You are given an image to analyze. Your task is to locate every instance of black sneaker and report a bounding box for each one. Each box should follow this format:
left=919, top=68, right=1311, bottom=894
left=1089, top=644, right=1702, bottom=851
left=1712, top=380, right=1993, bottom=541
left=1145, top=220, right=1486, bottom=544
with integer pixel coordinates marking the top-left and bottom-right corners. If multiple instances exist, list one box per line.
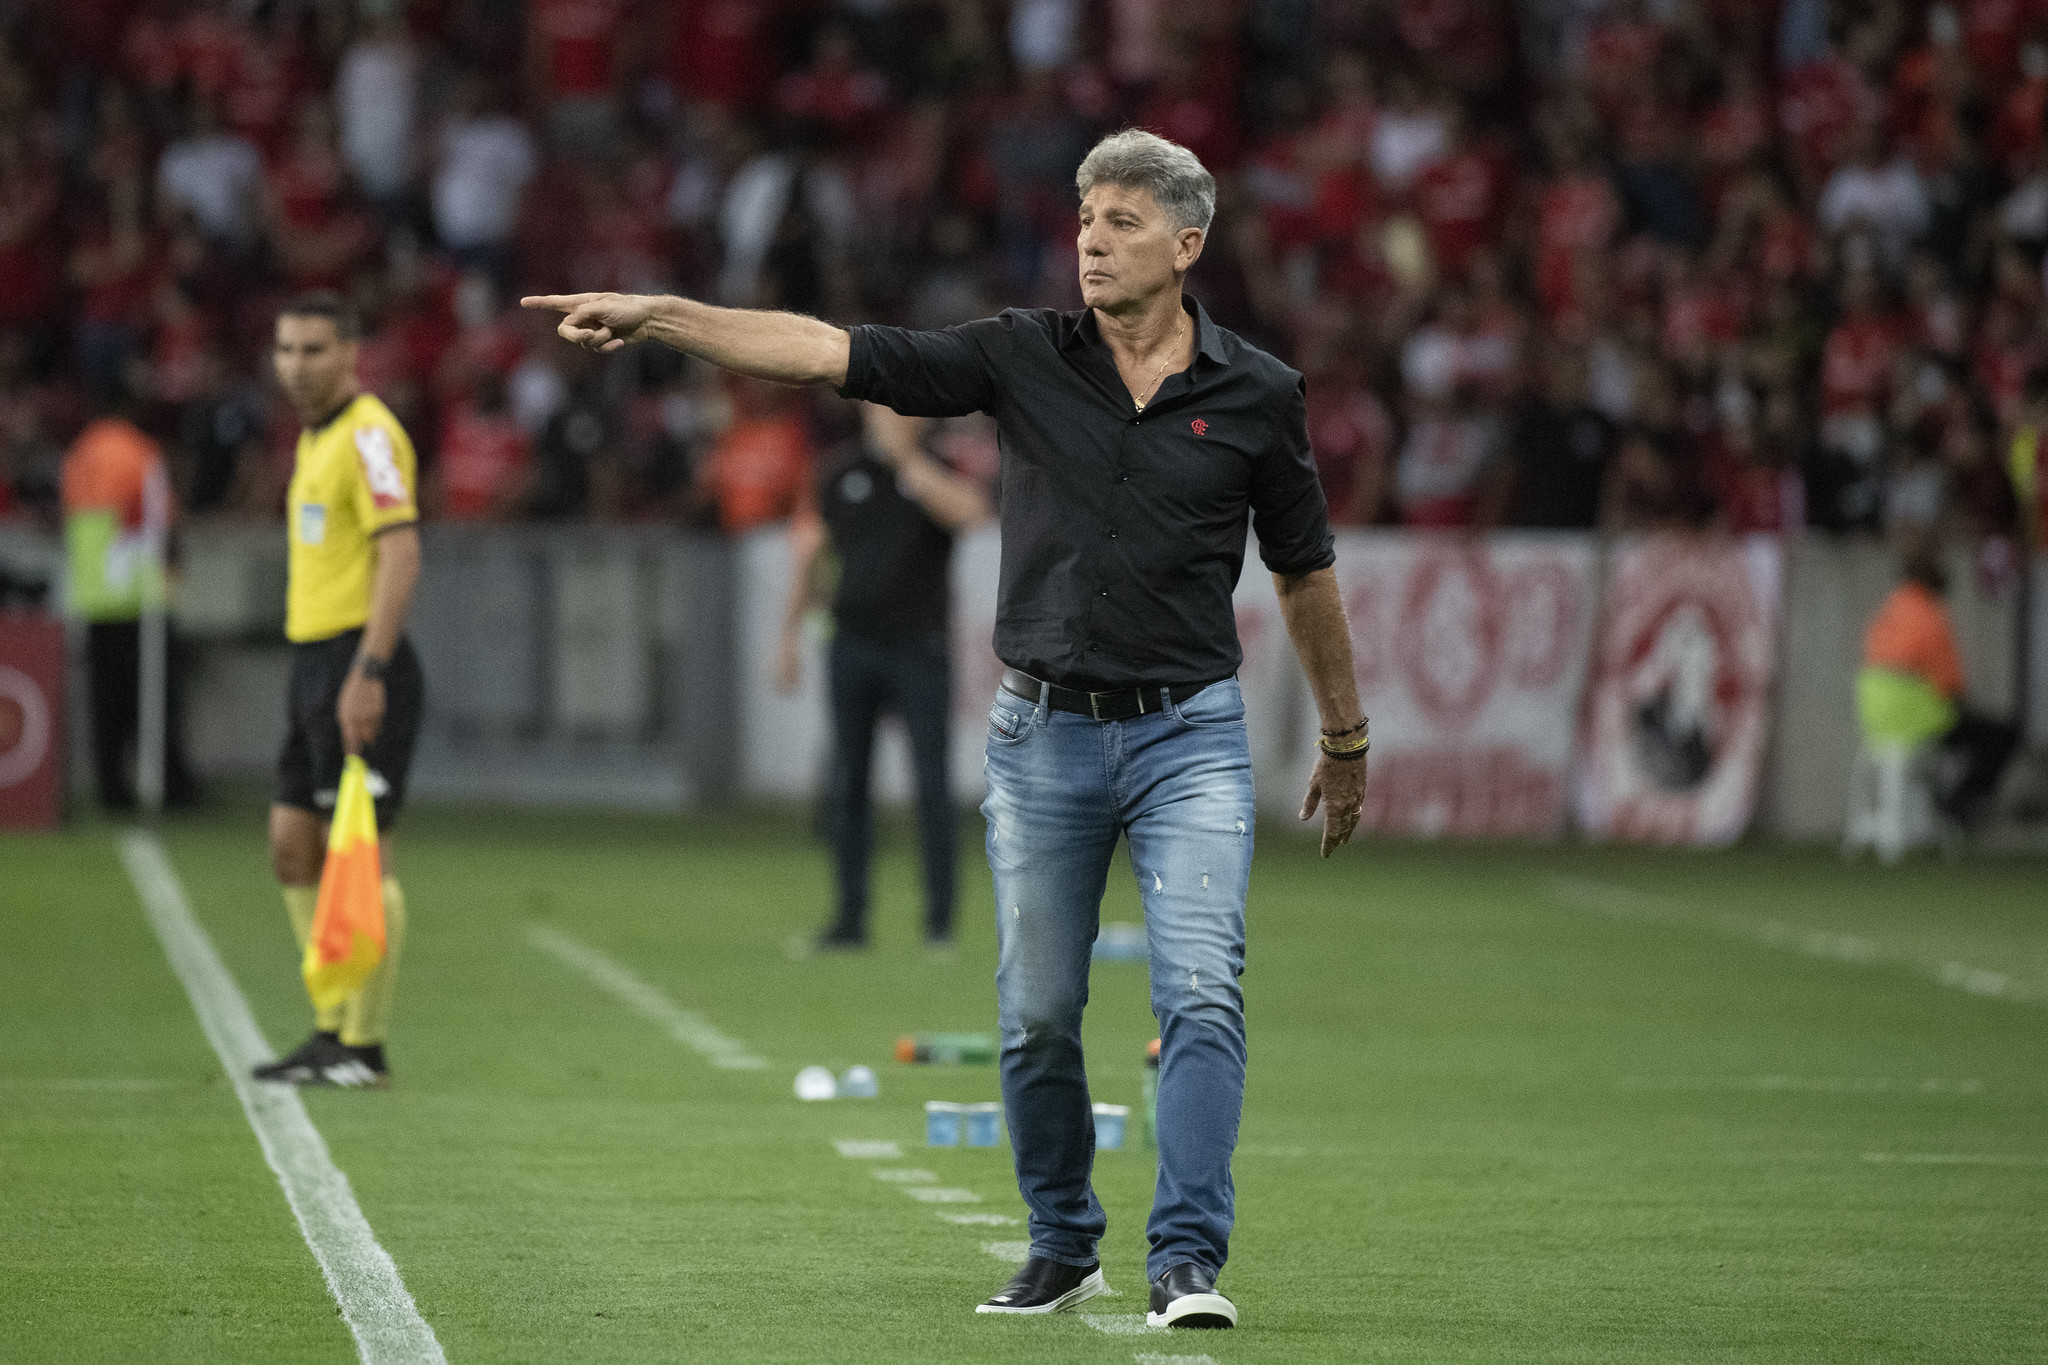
left=975, top=1257, right=1107, bottom=1314
left=814, top=927, right=869, bottom=952
left=1147, top=1262, right=1237, bottom=1329
left=252, top=1031, right=345, bottom=1084
left=314, top=1044, right=389, bottom=1089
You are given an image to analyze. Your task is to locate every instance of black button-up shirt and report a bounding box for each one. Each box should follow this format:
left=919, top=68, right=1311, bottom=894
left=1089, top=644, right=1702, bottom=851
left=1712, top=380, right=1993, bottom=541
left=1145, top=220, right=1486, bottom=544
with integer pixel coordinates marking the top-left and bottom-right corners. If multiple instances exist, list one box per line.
left=838, top=296, right=1335, bottom=689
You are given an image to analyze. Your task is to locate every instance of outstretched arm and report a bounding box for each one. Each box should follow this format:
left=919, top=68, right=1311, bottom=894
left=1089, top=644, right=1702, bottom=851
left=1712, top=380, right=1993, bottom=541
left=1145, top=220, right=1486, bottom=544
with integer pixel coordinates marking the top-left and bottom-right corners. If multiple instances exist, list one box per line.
left=1274, top=566, right=1368, bottom=857
left=520, top=293, right=851, bottom=388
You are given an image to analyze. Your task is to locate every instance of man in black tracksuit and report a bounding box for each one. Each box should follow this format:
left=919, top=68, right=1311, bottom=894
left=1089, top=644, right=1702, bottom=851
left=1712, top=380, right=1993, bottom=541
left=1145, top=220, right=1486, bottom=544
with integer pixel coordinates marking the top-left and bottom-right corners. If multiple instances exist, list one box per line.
left=777, top=402, right=992, bottom=949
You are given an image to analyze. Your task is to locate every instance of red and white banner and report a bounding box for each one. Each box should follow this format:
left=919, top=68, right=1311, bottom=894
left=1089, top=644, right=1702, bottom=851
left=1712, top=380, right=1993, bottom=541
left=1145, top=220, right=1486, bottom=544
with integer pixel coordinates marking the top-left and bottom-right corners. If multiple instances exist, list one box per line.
left=1576, top=535, right=1782, bottom=846
left=1331, top=531, right=1598, bottom=838
left=0, top=612, right=64, bottom=830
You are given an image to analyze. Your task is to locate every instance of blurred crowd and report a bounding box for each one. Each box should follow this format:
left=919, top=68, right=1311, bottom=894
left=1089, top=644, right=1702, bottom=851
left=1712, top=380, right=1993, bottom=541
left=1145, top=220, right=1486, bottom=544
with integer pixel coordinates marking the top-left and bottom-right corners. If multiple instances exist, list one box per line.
left=5, top=0, right=2048, bottom=551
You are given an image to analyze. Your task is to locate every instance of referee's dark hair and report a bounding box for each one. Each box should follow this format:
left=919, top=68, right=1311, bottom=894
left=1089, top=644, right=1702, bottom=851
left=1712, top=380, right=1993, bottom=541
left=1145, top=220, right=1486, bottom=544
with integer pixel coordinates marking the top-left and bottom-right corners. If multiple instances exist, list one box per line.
left=278, top=289, right=363, bottom=340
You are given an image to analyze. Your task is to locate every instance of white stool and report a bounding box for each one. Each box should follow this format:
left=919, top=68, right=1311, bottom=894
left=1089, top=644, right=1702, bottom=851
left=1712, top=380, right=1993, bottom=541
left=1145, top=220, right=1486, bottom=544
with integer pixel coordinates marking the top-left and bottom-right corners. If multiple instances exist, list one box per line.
left=1843, top=741, right=1937, bottom=863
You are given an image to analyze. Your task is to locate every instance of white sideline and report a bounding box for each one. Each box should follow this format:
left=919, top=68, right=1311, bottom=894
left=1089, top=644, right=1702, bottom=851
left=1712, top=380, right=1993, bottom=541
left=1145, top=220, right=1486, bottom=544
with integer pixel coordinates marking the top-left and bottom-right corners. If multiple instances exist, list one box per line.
left=118, top=831, right=445, bottom=1365
left=526, top=923, right=767, bottom=1069
left=1082, top=1313, right=1166, bottom=1336
left=1543, top=875, right=2046, bottom=1005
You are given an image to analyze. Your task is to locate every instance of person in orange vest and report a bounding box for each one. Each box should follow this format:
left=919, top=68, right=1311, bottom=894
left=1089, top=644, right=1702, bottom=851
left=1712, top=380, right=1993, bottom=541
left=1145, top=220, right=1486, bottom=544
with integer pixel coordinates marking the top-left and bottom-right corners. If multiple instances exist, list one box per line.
left=60, top=407, right=200, bottom=811
left=1857, top=543, right=2020, bottom=830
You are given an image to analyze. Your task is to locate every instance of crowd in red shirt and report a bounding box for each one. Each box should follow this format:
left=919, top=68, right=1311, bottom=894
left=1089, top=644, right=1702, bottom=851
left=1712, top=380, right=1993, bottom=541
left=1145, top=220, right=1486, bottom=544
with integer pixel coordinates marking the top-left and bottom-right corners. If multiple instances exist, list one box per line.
left=0, top=0, right=2044, bottom=544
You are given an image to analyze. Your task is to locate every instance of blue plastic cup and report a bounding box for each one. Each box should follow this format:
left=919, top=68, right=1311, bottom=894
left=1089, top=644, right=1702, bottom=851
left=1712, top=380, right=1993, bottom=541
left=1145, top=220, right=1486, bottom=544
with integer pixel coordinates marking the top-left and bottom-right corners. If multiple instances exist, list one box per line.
left=925, top=1101, right=962, bottom=1146
left=1092, top=1103, right=1129, bottom=1151
left=964, top=1102, right=1002, bottom=1147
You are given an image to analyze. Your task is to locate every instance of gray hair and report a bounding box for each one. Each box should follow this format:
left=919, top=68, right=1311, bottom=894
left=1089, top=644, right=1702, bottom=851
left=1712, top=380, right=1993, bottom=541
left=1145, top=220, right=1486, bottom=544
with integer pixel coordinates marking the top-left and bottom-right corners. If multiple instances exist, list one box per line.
left=1075, top=130, right=1215, bottom=234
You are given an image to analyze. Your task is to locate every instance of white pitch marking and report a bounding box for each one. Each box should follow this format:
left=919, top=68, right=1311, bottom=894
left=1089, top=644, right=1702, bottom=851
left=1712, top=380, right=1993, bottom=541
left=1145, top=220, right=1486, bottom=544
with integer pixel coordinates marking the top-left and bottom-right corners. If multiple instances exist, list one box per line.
left=1863, top=1152, right=2048, bottom=1166
left=980, top=1240, right=1031, bottom=1264
left=1544, top=876, right=2045, bottom=1005
left=871, top=1168, right=938, bottom=1183
left=1133, top=1354, right=1221, bottom=1364
left=4, top=1077, right=174, bottom=1092
left=938, top=1212, right=1019, bottom=1225
left=904, top=1186, right=982, bottom=1203
left=1082, top=1314, right=1165, bottom=1336
left=119, top=831, right=445, bottom=1365
left=1621, top=1076, right=1984, bottom=1095
left=526, top=923, right=767, bottom=1069
left=834, top=1139, right=902, bottom=1159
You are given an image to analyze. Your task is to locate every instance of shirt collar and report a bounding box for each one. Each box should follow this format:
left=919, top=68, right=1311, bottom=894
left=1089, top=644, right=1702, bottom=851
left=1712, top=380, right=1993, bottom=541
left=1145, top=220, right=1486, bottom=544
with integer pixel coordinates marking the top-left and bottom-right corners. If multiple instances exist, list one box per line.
left=1066, top=294, right=1226, bottom=369
left=309, top=392, right=362, bottom=435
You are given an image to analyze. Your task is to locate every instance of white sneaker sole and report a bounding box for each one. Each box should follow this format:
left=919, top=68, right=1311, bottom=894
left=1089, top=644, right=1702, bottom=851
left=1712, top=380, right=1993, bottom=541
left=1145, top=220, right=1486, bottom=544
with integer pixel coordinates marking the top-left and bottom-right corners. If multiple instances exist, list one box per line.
left=1147, top=1292, right=1238, bottom=1329
left=975, top=1267, right=1108, bottom=1314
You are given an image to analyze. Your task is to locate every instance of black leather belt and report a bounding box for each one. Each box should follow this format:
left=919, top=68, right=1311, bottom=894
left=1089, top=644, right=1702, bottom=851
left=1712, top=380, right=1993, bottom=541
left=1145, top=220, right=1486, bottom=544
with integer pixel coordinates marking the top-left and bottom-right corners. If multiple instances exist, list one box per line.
left=1001, top=667, right=1218, bottom=722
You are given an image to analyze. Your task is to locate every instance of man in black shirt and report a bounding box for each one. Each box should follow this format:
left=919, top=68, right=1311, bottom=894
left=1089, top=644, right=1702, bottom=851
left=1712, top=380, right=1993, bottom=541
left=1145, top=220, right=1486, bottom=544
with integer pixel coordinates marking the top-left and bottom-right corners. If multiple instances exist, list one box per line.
left=1511, top=343, right=1613, bottom=529
left=776, top=402, right=992, bottom=950
left=527, top=129, right=1369, bottom=1332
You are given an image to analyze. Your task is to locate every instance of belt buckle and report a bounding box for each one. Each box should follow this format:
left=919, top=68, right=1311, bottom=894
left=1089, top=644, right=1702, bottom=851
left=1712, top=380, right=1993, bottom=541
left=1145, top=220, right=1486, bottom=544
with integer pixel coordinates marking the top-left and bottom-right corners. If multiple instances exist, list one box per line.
left=1090, top=690, right=1106, bottom=721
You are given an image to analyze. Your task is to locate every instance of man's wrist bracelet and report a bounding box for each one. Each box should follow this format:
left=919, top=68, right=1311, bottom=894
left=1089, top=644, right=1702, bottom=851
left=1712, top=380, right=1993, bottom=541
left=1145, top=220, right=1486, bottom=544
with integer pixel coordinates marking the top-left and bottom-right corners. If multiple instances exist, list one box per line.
left=1320, top=717, right=1369, bottom=738
left=1319, top=739, right=1369, bottom=760
left=352, top=654, right=390, bottom=682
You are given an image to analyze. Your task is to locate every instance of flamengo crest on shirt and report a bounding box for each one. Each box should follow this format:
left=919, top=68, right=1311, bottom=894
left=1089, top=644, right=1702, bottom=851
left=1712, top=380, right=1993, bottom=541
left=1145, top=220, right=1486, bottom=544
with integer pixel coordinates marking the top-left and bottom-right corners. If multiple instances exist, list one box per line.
left=354, top=425, right=409, bottom=510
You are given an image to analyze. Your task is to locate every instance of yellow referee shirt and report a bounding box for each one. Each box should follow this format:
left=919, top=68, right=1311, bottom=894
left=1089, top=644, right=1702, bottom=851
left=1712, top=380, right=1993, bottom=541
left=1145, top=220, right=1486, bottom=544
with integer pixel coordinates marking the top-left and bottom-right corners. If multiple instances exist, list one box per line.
left=286, top=393, right=418, bottom=643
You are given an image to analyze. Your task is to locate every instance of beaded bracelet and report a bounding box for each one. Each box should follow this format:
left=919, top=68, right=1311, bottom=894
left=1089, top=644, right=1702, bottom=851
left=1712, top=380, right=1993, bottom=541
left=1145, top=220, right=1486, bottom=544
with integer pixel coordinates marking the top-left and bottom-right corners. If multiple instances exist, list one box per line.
left=1318, top=738, right=1370, bottom=761
left=1320, top=717, right=1369, bottom=738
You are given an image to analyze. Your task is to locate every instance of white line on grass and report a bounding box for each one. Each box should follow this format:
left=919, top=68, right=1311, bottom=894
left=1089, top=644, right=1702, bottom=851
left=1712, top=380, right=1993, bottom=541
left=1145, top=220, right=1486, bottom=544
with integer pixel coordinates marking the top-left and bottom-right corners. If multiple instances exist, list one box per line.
left=1863, top=1152, right=2048, bottom=1166
left=1622, top=1076, right=1984, bottom=1094
left=980, top=1240, right=1030, bottom=1263
left=903, top=1186, right=982, bottom=1202
left=526, top=923, right=768, bottom=1069
left=1082, top=1314, right=1166, bottom=1336
left=871, top=1168, right=938, bottom=1183
left=833, top=1139, right=901, bottom=1158
left=1132, top=1353, right=1220, bottom=1364
left=118, top=831, right=445, bottom=1365
left=938, top=1212, right=1019, bottom=1225
left=1543, top=876, right=2047, bottom=1005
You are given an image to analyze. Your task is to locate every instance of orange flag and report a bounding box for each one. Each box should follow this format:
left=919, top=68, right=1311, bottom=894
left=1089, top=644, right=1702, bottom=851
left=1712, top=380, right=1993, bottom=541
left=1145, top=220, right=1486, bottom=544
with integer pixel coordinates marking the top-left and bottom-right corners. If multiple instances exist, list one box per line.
left=303, top=755, right=385, bottom=1011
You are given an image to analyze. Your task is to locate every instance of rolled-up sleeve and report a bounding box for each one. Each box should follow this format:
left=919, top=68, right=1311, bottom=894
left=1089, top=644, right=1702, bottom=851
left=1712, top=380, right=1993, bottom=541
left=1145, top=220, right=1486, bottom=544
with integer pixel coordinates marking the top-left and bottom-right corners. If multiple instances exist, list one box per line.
left=1251, top=375, right=1337, bottom=576
left=838, top=319, right=1003, bottom=417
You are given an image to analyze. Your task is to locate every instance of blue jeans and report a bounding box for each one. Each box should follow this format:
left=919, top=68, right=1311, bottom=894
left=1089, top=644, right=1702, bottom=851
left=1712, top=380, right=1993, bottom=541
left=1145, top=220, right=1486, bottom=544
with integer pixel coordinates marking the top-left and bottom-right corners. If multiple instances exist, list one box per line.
left=981, top=676, right=1254, bottom=1281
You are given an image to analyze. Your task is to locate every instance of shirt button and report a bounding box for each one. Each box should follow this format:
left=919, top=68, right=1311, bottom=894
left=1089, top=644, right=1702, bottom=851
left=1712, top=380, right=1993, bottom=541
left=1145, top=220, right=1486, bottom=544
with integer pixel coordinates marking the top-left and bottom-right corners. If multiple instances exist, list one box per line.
left=1100, top=590, right=1109, bottom=597
left=1089, top=643, right=1099, bottom=650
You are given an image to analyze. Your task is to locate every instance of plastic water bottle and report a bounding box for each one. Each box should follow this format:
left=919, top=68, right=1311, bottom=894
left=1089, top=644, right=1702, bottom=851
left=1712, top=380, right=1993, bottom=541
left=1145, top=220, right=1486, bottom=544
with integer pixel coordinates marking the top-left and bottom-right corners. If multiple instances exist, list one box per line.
left=964, top=1102, right=1003, bottom=1147
left=894, top=1032, right=997, bottom=1065
left=926, top=1101, right=963, bottom=1146
left=1093, top=1103, right=1129, bottom=1150
left=1141, top=1038, right=1160, bottom=1149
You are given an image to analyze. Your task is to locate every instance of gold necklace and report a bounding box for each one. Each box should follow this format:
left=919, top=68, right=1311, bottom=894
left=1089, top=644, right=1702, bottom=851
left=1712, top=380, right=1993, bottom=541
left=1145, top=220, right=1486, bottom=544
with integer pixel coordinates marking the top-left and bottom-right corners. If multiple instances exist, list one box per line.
left=1132, top=313, right=1187, bottom=411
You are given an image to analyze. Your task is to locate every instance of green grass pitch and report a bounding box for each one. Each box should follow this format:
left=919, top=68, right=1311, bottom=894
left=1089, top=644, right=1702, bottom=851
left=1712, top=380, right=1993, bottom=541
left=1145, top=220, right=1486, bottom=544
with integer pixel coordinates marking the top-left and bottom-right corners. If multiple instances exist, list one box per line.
left=3, top=802, right=2045, bottom=1363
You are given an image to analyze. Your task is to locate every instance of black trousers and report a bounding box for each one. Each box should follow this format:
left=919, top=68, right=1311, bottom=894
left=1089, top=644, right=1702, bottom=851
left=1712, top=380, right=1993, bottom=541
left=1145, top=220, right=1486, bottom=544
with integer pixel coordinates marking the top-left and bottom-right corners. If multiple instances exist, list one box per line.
left=827, top=633, right=955, bottom=940
left=1939, top=707, right=2020, bottom=816
left=85, top=619, right=198, bottom=811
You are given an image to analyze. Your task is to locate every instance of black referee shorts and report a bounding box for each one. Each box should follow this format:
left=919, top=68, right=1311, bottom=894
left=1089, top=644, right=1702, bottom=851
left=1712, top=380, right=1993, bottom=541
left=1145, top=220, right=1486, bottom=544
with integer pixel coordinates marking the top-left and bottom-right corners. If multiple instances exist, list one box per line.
left=273, top=629, right=423, bottom=831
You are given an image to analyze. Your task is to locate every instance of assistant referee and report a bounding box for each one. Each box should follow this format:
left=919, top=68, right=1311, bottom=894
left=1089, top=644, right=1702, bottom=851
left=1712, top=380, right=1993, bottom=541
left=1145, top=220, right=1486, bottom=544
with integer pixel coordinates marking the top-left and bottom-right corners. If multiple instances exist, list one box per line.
left=528, top=129, right=1369, bottom=1330
left=252, top=292, right=425, bottom=1091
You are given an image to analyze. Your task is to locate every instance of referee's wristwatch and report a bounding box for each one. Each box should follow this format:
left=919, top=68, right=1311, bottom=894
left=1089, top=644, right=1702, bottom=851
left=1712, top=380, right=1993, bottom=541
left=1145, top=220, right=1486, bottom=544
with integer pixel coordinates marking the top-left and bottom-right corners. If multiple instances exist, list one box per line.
left=352, top=653, right=391, bottom=682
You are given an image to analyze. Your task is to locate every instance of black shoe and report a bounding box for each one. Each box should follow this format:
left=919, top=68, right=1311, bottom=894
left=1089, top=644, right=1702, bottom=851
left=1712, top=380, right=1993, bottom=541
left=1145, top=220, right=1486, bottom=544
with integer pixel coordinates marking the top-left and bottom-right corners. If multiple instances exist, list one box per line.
left=814, top=927, right=869, bottom=952
left=975, top=1257, right=1107, bottom=1314
left=252, top=1030, right=345, bottom=1084
left=313, top=1044, right=389, bottom=1089
left=1147, top=1262, right=1237, bottom=1329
